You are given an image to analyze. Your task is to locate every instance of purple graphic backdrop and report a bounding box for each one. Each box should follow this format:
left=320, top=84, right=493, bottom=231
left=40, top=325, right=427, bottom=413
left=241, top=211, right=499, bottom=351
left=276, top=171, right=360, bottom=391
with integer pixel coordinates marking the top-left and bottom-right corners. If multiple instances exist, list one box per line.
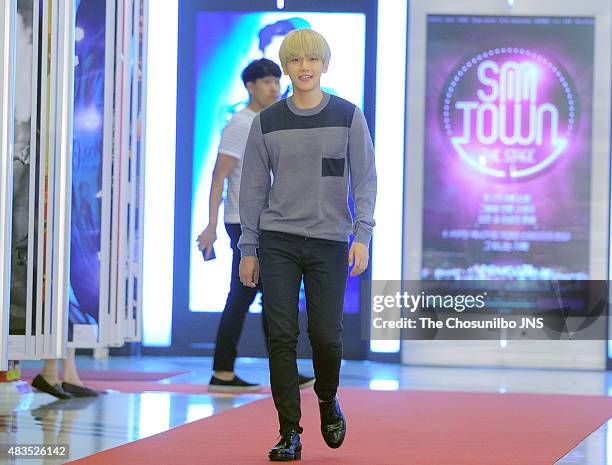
left=422, top=16, right=595, bottom=280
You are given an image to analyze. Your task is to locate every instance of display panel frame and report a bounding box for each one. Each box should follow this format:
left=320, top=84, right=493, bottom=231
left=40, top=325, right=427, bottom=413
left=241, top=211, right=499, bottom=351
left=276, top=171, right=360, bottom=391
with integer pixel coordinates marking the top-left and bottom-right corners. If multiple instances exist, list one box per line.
left=124, top=0, right=142, bottom=342
left=125, top=0, right=137, bottom=341
left=108, top=0, right=133, bottom=347
left=35, top=0, right=56, bottom=359
left=24, top=0, right=76, bottom=360
left=402, top=0, right=611, bottom=369
left=116, top=0, right=133, bottom=346
left=124, top=0, right=147, bottom=343
left=40, top=0, right=59, bottom=358
left=49, top=0, right=75, bottom=358
left=67, top=0, right=116, bottom=349
left=0, top=0, right=17, bottom=370
left=24, top=0, right=39, bottom=358
left=33, top=0, right=48, bottom=359
left=98, top=0, right=117, bottom=348
left=8, top=0, right=38, bottom=361
left=135, top=0, right=148, bottom=343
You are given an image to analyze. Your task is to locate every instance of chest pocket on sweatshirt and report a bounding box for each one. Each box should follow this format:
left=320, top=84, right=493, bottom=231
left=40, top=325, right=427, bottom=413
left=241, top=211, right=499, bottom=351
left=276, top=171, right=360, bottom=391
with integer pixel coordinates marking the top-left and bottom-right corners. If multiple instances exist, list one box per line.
left=321, top=152, right=346, bottom=177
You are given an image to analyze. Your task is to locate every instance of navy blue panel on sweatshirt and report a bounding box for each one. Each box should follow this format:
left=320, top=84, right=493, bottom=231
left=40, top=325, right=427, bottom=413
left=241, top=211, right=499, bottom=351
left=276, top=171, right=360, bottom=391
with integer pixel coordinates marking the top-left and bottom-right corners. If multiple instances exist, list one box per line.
left=260, top=95, right=356, bottom=134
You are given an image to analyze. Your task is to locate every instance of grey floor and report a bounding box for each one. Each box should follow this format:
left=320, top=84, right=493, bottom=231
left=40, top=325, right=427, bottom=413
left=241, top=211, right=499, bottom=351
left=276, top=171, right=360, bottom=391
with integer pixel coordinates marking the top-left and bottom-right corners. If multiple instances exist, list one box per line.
left=1, top=356, right=611, bottom=464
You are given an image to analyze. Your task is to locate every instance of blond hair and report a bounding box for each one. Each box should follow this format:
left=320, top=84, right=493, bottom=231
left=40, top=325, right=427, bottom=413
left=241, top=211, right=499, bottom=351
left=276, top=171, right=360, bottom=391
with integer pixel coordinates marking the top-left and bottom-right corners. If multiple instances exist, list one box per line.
left=278, top=29, right=331, bottom=67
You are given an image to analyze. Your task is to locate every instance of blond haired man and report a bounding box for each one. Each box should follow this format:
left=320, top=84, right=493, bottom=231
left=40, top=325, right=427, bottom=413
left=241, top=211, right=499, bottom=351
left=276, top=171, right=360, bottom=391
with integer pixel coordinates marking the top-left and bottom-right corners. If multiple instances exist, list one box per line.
left=238, top=29, right=376, bottom=461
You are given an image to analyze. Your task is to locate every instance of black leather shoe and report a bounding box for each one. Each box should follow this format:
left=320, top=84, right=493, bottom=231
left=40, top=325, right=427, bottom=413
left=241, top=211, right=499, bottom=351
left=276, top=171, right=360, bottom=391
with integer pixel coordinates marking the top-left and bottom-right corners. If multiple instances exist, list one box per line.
left=31, top=375, right=72, bottom=400
left=268, top=429, right=302, bottom=461
left=62, top=382, right=100, bottom=398
left=318, top=396, right=346, bottom=448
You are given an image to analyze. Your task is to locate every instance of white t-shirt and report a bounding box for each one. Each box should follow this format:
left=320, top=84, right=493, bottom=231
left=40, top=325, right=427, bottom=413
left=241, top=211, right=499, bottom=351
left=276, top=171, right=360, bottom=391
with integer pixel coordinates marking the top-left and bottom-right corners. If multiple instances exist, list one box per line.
left=218, top=107, right=256, bottom=224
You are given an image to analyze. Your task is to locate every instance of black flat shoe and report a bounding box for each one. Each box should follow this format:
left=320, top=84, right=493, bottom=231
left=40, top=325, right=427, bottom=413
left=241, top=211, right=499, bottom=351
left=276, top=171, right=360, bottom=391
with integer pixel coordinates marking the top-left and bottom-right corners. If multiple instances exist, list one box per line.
left=208, top=375, right=262, bottom=393
left=319, top=396, right=346, bottom=449
left=62, top=382, right=100, bottom=398
left=269, top=429, right=302, bottom=461
left=31, top=375, right=72, bottom=400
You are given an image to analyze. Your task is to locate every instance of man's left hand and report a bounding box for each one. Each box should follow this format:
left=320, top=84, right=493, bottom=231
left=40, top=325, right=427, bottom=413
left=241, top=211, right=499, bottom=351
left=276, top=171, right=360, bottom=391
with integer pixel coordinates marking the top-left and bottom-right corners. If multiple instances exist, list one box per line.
left=348, top=242, right=369, bottom=277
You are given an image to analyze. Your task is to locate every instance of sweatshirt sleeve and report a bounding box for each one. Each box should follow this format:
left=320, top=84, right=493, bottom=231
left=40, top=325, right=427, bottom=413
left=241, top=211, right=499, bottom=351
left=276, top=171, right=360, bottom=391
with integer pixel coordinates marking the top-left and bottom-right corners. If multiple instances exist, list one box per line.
left=348, top=106, right=377, bottom=245
left=238, top=114, right=271, bottom=257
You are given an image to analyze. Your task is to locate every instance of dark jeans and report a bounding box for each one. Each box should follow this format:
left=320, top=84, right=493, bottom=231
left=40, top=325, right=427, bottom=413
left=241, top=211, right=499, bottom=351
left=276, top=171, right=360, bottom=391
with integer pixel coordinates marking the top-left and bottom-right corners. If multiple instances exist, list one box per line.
left=258, top=230, right=348, bottom=433
left=212, top=223, right=269, bottom=372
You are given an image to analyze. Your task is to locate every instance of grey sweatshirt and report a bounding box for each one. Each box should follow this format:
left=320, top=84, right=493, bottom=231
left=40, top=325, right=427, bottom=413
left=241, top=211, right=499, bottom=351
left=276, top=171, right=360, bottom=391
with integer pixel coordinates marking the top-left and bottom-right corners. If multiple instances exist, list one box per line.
left=238, top=92, right=377, bottom=257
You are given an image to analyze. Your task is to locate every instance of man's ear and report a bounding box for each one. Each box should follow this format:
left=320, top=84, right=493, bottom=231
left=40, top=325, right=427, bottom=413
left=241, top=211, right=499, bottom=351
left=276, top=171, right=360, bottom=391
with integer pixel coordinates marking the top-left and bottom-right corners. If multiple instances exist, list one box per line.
left=246, top=81, right=255, bottom=96
left=281, top=64, right=289, bottom=76
left=322, top=60, right=329, bottom=74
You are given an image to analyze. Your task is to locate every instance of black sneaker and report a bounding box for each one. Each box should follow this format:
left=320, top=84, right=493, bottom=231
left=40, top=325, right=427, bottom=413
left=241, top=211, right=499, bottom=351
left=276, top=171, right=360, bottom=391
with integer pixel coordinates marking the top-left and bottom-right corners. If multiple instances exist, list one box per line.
left=269, top=429, right=302, bottom=461
left=298, top=374, right=315, bottom=389
left=319, top=396, right=346, bottom=449
left=208, top=374, right=262, bottom=393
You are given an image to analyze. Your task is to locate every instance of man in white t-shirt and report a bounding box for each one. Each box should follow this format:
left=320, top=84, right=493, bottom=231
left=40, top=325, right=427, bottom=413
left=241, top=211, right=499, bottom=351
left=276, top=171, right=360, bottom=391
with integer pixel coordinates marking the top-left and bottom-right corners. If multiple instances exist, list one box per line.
left=197, top=59, right=314, bottom=392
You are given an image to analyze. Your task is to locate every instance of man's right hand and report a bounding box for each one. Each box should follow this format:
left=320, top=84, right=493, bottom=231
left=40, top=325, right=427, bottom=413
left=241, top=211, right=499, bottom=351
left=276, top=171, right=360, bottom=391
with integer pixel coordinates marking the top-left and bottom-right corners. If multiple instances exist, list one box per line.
left=197, top=225, right=217, bottom=259
left=239, top=256, right=259, bottom=288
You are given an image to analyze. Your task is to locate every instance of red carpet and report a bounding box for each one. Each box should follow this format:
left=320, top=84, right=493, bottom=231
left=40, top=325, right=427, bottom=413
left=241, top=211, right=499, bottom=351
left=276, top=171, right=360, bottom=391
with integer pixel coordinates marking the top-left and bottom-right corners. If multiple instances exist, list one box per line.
left=66, top=388, right=612, bottom=465
left=82, top=380, right=273, bottom=394
left=21, top=369, right=188, bottom=381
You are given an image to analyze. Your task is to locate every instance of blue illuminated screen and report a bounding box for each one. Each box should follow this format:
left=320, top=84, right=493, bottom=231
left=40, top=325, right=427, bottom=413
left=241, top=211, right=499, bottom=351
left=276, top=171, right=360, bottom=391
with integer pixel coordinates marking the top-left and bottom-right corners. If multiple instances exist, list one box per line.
left=189, top=12, right=366, bottom=312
